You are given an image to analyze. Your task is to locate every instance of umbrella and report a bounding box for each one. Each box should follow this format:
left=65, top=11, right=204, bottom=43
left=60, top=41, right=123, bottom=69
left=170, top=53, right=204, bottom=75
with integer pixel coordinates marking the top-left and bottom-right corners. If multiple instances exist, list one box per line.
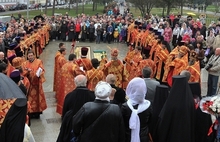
left=187, top=12, right=196, bottom=16
left=0, top=73, right=26, bottom=99
left=34, top=15, right=44, bottom=21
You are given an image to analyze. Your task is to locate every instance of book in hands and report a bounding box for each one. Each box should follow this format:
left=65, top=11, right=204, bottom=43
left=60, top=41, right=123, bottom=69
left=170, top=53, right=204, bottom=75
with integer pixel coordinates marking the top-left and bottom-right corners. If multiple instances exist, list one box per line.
left=36, top=67, right=43, bottom=77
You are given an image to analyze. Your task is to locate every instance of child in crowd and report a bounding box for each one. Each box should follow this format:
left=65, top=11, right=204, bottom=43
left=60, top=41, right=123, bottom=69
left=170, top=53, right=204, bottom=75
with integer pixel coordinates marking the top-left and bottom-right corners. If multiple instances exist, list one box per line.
left=103, top=30, right=107, bottom=43
left=113, top=28, right=119, bottom=42
left=120, top=26, right=126, bottom=43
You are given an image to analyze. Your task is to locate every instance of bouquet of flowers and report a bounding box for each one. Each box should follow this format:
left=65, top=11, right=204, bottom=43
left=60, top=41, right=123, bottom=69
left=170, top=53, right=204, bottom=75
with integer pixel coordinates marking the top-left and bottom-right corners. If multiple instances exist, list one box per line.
left=200, top=95, right=220, bottom=115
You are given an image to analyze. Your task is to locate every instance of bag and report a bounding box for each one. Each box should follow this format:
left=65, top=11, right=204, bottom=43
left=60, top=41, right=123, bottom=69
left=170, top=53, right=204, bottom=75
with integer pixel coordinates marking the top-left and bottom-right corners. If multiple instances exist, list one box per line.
left=200, top=60, right=206, bottom=68
left=205, top=63, right=213, bottom=71
left=78, top=33, right=81, bottom=39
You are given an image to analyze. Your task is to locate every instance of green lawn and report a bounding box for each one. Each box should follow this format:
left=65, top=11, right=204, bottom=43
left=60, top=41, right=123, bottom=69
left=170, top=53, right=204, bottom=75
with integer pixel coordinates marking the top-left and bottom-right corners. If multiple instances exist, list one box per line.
left=206, top=5, right=219, bottom=13
left=131, top=7, right=218, bottom=25
left=3, top=4, right=218, bottom=26
left=4, top=4, right=105, bottom=19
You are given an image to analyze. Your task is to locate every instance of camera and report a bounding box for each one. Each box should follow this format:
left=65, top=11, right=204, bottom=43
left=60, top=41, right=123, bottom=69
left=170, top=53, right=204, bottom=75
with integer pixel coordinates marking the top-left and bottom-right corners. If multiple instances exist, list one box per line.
left=205, top=64, right=213, bottom=71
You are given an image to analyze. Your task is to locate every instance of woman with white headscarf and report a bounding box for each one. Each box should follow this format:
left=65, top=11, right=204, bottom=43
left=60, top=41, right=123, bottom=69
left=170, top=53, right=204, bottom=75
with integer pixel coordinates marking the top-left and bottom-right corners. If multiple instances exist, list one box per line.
left=121, top=77, right=152, bottom=142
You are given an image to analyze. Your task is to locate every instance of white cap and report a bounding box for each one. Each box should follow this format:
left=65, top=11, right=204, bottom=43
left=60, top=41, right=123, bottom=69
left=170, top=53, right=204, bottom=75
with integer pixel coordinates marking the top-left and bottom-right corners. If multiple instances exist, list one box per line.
left=95, top=81, right=112, bottom=101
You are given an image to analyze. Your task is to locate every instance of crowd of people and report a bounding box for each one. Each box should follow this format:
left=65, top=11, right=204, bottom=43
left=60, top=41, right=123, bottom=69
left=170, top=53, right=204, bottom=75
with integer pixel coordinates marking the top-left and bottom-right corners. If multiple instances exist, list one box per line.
left=0, top=3, right=220, bottom=142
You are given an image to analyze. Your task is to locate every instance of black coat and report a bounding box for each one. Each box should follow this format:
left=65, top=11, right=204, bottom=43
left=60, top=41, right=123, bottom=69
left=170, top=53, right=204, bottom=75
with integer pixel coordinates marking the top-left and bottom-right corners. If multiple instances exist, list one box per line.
left=121, top=102, right=152, bottom=142
left=62, top=87, right=95, bottom=118
left=68, top=24, right=75, bottom=40
left=110, top=84, right=126, bottom=108
left=81, top=25, right=87, bottom=40
left=60, top=23, right=68, bottom=40
left=73, top=100, right=125, bottom=142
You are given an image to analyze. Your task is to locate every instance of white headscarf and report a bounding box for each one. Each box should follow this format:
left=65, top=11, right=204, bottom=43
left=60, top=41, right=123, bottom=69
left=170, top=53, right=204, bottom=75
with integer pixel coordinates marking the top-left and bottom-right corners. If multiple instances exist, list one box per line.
left=126, top=77, right=151, bottom=142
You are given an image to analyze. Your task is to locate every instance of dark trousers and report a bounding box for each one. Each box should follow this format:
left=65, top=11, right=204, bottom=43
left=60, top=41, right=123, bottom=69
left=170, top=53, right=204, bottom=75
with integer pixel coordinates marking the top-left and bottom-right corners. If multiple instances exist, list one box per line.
left=107, top=33, right=112, bottom=43
left=172, top=35, right=178, bottom=47
left=207, top=74, right=219, bottom=96
left=75, top=32, right=80, bottom=41
left=96, top=35, right=101, bottom=43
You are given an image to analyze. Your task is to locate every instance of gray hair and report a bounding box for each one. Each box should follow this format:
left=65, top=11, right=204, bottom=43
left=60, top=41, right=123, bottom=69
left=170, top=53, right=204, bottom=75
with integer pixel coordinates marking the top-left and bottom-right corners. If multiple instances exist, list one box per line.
left=74, top=75, right=87, bottom=87
left=180, top=70, right=191, bottom=81
left=106, top=74, right=116, bottom=84
left=142, top=67, right=152, bottom=78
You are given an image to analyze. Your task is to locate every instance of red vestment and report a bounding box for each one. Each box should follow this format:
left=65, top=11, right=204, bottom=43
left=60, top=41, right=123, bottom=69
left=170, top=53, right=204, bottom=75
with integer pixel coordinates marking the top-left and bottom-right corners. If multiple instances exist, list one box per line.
left=22, top=59, right=47, bottom=113
left=56, top=61, right=85, bottom=115
left=86, top=68, right=104, bottom=91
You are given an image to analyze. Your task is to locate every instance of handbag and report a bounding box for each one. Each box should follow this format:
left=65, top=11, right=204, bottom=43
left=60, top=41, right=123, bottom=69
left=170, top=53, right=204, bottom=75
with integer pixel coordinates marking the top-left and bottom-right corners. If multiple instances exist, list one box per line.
left=78, top=33, right=82, bottom=39
left=200, top=60, right=206, bottom=68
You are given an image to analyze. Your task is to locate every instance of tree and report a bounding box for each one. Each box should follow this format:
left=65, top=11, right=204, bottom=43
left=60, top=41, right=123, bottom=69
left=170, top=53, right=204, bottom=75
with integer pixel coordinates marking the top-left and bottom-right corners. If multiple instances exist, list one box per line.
left=162, top=0, right=175, bottom=16
left=127, top=0, right=155, bottom=17
left=44, top=0, right=48, bottom=14
left=52, top=0, right=56, bottom=16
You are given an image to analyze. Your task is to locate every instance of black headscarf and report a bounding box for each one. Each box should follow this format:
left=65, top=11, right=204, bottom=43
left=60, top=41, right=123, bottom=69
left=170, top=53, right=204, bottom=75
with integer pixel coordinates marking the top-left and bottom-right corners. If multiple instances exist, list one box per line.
left=155, top=75, right=195, bottom=142
left=150, top=85, right=169, bottom=139
left=0, top=98, right=27, bottom=142
left=189, top=82, right=202, bottom=99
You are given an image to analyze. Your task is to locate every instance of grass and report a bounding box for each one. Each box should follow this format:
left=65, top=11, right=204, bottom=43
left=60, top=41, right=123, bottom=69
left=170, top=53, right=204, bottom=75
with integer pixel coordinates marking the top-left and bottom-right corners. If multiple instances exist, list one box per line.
left=206, top=5, right=219, bottom=13
left=3, top=4, right=104, bottom=19
left=131, top=7, right=218, bottom=25
left=3, top=4, right=218, bottom=25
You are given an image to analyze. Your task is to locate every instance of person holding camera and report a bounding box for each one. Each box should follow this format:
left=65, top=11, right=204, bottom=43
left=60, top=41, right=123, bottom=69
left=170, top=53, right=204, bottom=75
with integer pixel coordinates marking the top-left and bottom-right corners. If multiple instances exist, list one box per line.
left=205, top=48, right=220, bottom=96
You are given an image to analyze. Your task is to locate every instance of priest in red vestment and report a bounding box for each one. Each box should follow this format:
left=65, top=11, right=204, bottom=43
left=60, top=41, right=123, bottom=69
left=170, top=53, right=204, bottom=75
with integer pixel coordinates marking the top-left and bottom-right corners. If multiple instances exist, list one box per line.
left=53, top=43, right=65, bottom=95
left=103, top=48, right=128, bottom=88
left=86, top=58, right=104, bottom=91
left=76, top=47, right=93, bottom=72
left=22, top=51, right=47, bottom=118
left=56, top=54, right=85, bottom=115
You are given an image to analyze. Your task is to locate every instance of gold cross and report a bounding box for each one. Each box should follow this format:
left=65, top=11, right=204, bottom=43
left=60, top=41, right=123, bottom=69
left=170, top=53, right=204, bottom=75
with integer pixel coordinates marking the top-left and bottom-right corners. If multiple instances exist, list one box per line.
left=101, top=51, right=107, bottom=59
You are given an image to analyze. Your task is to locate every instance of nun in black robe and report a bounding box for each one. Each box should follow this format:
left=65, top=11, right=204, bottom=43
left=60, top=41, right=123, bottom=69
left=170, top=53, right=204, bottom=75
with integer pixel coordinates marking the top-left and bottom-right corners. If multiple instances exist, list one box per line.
left=60, top=21, right=68, bottom=41
left=155, top=75, right=195, bottom=142
left=150, top=85, right=169, bottom=141
left=0, top=98, right=27, bottom=142
left=189, top=82, right=216, bottom=142
left=68, top=22, right=75, bottom=42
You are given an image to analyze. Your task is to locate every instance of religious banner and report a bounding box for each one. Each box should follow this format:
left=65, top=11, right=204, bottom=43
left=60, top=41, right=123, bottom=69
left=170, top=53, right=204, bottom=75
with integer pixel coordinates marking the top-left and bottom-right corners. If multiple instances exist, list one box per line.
left=74, top=46, right=91, bottom=59
left=93, top=50, right=107, bottom=61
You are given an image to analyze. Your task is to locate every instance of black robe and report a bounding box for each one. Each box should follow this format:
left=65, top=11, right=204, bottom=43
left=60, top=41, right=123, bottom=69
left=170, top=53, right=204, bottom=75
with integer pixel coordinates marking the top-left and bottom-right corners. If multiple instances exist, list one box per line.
left=0, top=98, right=27, bottom=142
left=57, top=87, right=95, bottom=142
left=155, top=76, right=195, bottom=142
left=60, top=23, right=68, bottom=41
left=62, top=86, right=95, bottom=118
left=151, top=85, right=169, bottom=140
left=81, top=25, right=87, bottom=41
left=68, top=24, right=75, bottom=41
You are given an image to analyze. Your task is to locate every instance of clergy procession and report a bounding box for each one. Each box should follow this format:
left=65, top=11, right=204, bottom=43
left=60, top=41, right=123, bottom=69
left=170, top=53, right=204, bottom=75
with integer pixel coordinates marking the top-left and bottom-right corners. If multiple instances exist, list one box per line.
left=1, top=2, right=220, bottom=142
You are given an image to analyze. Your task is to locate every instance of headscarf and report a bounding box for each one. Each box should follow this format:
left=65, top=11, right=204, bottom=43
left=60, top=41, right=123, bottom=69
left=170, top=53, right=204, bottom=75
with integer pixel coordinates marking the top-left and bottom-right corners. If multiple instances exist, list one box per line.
left=126, top=77, right=151, bottom=142
left=151, top=85, right=169, bottom=140
left=0, top=98, right=27, bottom=142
